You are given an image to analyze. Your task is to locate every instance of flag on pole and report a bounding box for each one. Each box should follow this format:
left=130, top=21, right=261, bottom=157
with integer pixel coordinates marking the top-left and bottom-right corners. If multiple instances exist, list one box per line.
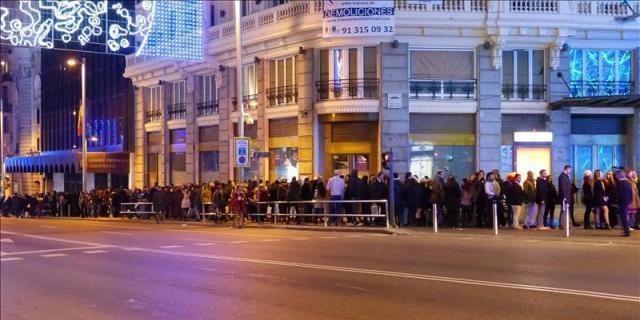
left=77, top=102, right=83, bottom=136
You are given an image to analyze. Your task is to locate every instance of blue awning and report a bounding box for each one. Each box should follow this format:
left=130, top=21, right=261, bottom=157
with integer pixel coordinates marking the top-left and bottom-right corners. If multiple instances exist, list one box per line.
left=4, top=151, right=80, bottom=174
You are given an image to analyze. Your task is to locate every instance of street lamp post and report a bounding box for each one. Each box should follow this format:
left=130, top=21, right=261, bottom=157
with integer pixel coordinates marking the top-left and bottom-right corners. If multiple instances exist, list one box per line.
left=1, top=60, right=5, bottom=197
left=67, top=58, right=87, bottom=193
left=234, top=0, right=245, bottom=182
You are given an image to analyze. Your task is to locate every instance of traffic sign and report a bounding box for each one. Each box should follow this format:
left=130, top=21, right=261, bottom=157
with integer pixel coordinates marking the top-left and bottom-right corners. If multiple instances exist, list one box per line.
left=234, top=137, right=251, bottom=168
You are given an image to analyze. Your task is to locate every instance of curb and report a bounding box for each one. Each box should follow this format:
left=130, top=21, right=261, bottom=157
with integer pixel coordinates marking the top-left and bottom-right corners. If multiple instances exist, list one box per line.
left=244, top=224, right=399, bottom=235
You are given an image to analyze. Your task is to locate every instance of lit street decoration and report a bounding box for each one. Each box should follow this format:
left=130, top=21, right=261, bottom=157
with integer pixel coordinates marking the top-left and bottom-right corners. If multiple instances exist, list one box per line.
left=0, top=0, right=203, bottom=60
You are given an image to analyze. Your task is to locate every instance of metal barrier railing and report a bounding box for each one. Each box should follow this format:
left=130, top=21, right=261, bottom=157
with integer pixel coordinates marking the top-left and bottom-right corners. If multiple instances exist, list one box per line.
left=254, top=200, right=391, bottom=229
left=120, top=202, right=154, bottom=220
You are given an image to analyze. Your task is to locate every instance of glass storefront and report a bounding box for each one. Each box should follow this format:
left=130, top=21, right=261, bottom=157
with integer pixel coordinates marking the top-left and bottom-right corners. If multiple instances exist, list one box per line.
left=571, top=144, right=625, bottom=187
left=270, top=147, right=298, bottom=181
left=409, top=145, right=474, bottom=179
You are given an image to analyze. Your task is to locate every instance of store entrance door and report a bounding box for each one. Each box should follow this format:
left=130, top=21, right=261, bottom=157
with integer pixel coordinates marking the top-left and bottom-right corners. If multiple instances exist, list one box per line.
left=332, top=153, right=371, bottom=177
left=515, top=146, right=551, bottom=177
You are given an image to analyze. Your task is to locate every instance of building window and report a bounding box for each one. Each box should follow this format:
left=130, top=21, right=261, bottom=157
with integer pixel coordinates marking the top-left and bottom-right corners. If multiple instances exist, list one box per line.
left=145, top=86, right=161, bottom=123
left=170, top=152, right=187, bottom=185
left=167, top=81, right=186, bottom=120
left=267, top=56, right=297, bottom=106
left=243, top=64, right=257, bottom=98
left=146, top=153, right=159, bottom=187
left=569, top=49, right=633, bottom=97
left=571, top=144, right=625, bottom=188
left=317, top=47, right=379, bottom=100
left=210, top=5, right=215, bottom=26
left=200, top=151, right=219, bottom=183
left=409, top=50, right=476, bottom=100
left=409, top=145, right=475, bottom=180
left=197, top=74, right=218, bottom=116
left=502, top=49, right=545, bottom=101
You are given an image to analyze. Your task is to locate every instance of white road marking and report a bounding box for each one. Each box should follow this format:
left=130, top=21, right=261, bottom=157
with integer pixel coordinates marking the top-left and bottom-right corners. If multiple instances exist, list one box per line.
left=524, top=240, right=539, bottom=243
left=229, top=241, right=248, bottom=244
left=133, top=247, right=640, bottom=304
left=121, top=247, right=141, bottom=251
left=100, top=231, right=133, bottom=236
left=193, top=243, right=217, bottom=246
left=1, top=231, right=110, bottom=247
left=83, top=250, right=108, bottom=254
left=461, top=237, right=474, bottom=240
left=41, top=253, right=67, bottom=258
left=4, top=229, right=638, bottom=303
left=0, top=257, right=23, bottom=262
left=292, top=237, right=310, bottom=240
left=0, top=238, right=14, bottom=243
left=319, top=236, right=337, bottom=239
left=40, top=226, right=58, bottom=229
left=345, top=235, right=364, bottom=238
left=159, top=245, right=183, bottom=249
left=1, top=246, right=108, bottom=256
left=259, top=239, right=279, bottom=242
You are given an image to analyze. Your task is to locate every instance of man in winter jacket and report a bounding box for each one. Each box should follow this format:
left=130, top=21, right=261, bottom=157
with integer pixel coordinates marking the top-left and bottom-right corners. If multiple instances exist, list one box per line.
left=523, top=171, right=537, bottom=228
left=535, top=170, right=550, bottom=229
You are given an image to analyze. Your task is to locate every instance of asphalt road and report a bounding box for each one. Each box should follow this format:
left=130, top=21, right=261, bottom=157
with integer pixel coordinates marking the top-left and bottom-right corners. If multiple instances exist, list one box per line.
left=1, top=218, right=639, bottom=320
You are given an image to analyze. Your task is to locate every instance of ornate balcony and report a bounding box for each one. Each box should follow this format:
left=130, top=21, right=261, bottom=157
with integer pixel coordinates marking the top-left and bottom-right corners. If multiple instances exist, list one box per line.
left=316, top=79, right=379, bottom=101
left=410, top=80, right=476, bottom=100
left=502, top=84, right=547, bottom=101
left=266, top=86, right=298, bottom=107
left=197, top=101, right=219, bottom=117
left=569, top=81, right=635, bottom=97
left=145, top=110, right=162, bottom=123
left=167, top=103, right=186, bottom=120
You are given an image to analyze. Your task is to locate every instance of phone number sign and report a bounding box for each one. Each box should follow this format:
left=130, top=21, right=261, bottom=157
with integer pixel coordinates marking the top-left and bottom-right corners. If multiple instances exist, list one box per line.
left=322, top=1, right=395, bottom=38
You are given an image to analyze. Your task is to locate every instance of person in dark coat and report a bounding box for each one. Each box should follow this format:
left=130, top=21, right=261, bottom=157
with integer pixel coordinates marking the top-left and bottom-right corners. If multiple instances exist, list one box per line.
left=190, top=186, right=202, bottom=221
left=286, top=177, right=301, bottom=222
left=151, top=187, right=167, bottom=223
left=614, top=170, right=632, bottom=237
left=535, top=170, right=549, bottom=229
left=403, top=174, right=423, bottom=226
left=300, top=177, right=313, bottom=217
left=392, top=173, right=404, bottom=227
left=581, top=171, right=595, bottom=229
left=593, top=170, right=611, bottom=229
left=347, top=170, right=366, bottom=225
left=544, top=175, right=558, bottom=228
left=557, top=165, right=572, bottom=229
left=443, top=176, right=462, bottom=228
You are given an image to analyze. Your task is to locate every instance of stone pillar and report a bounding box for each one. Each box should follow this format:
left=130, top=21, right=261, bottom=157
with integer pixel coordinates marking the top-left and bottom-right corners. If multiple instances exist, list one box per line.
left=133, top=87, right=145, bottom=188
left=547, top=49, right=571, bottom=178
left=380, top=42, right=410, bottom=174
left=297, top=49, right=315, bottom=178
left=185, top=76, right=196, bottom=184
left=476, top=45, right=501, bottom=172
left=634, top=48, right=640, bottom=170
left=218, top=67, right=234, bottom=182
left=255, top=59, right=266, bottom=179
left=160, top=82, right=169, bottom=186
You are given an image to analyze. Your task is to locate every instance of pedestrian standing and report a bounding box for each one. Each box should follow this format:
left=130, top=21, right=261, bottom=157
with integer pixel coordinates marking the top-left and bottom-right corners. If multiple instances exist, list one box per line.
left=627, top=170, right=640, bottom=230
left=443, top=176, right=461, bottom=228
left=582, top=170, right=595, bottom=229
left=181, top=189, right=191, bottom=221
left=614, top=170, right=632, bottom=237
left=558, top=165, right=573, bottom=229
left=535, top=170, right=549, bottom=229
left=523, top=171, right=537, bottom=229
left=544, top=175, right=558, bottom=229
left=230, top=185, right=247, bottom=228
left=593, top=170, right=611, bottom=230
left=326, top=170, right=345, bottom=226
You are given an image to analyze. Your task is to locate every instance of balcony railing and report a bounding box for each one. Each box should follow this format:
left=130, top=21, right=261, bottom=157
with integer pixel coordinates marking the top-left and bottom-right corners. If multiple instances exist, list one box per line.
left=145, top=110, right=162, bottom=123
left=167, top=103, right=186, bottom=120
left=232, top=94, right=259, bottom=111
left=316, top=79, right=379, bottom=101
left=266, top=85, right=298, bottom=107
left=197, top=101, right=219, bottom=117
left=569, top=81, right=634, bottom=97
left=409, top=80, right=477, bottom=100
left=502, top=84, right=546, bottom=101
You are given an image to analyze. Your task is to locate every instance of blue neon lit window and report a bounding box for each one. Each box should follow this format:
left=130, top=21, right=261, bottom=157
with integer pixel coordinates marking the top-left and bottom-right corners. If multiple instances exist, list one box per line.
left=569, top=49, right=633, bottom=97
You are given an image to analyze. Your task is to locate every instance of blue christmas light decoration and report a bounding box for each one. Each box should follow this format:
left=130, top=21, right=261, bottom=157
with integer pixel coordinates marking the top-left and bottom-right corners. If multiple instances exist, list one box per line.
left=138, top=0, right=203, bottom=61
left=569, top=49, right=632, bottom=97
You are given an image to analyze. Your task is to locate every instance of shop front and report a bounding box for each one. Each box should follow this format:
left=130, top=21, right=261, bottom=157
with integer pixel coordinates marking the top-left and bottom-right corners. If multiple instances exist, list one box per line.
left=268, top=117, right=299, bottom=181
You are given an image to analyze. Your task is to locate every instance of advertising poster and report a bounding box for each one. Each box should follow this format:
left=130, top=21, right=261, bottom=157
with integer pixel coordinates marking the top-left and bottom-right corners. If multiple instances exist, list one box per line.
left=323, top=0, right=395, bottom=38
left=271, top=148, right=299, bottom=181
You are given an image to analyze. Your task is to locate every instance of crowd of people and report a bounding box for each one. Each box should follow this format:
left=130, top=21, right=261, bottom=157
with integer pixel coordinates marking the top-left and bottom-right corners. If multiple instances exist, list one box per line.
left=1, top=165, right=638, bottom=236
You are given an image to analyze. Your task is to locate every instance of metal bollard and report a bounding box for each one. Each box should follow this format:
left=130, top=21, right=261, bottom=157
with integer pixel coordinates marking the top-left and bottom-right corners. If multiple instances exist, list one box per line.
left=492, top=200, right=498, bottom=236
left=564, top=199, right=570, bottom=237
left=432, top=203, right=438, bottom=233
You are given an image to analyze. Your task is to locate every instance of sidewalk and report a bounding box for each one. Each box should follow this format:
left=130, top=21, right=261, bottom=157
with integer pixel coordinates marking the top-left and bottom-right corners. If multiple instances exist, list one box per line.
left=10, top=216, right=639, bottom=243
left=399, top=226, right=640, bottom=245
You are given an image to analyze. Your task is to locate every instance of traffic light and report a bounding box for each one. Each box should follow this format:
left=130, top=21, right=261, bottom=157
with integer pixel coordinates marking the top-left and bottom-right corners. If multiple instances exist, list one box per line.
left=381, top=152, right=391, bottom=170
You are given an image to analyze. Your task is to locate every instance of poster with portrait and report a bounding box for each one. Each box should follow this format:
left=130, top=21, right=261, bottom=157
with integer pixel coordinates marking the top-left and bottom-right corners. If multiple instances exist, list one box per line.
left=271, top=147, right=299, bottom=181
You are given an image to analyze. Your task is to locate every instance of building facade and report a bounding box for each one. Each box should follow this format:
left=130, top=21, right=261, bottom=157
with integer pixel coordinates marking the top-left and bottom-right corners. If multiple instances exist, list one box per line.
left=123, top=0, right=640, bottom=189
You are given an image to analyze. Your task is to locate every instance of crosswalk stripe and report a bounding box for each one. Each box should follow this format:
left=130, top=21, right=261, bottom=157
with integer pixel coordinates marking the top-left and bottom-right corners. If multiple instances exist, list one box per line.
left=83, top=250, right=108, bottom=254
left=0, top=257, right=23, bottom=262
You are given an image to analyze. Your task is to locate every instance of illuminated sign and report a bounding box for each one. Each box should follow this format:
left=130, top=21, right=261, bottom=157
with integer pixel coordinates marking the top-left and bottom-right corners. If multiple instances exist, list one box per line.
left=514, top=132, right=553, bottom=143
left=0, top=0, right=203, bottom=60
